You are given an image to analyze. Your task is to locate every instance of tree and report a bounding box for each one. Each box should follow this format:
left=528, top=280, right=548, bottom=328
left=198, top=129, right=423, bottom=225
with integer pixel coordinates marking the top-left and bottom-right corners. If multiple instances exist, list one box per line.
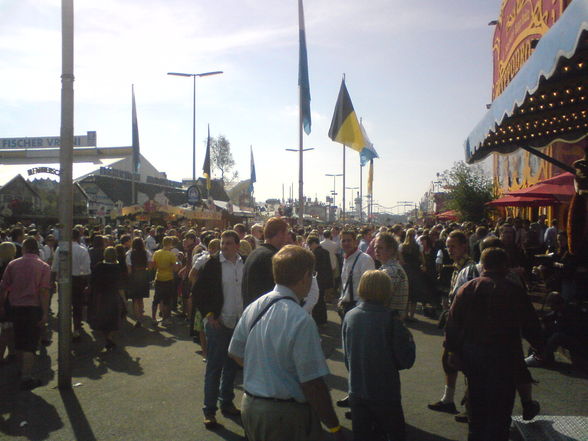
left=210, top=135, right=239, bottom=186
left=441, top=161, right=495, bottom=222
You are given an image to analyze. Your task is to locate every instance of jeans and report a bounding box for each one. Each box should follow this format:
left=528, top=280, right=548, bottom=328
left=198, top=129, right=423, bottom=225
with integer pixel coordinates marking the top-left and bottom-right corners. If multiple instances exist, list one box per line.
left=349, top=397, right=406, bottom=441
left=462, top=343, right=516, bottom=441
left=203, top=321, right=238, bottom=415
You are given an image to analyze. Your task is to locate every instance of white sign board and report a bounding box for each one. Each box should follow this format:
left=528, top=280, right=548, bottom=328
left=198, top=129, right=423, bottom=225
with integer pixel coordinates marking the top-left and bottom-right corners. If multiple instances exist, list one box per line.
left=0, top=131, right=97, bottom=149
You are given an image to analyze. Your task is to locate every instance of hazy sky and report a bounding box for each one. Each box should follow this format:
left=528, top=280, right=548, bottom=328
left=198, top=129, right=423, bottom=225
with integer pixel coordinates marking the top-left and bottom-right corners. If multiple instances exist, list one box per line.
left=0, top=0, right=498, bottom=213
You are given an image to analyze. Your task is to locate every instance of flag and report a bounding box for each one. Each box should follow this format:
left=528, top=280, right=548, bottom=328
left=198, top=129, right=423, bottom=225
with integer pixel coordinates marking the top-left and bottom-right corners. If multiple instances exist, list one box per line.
left=249, top=145, right=256, bottom=193
left=328, top=78, right=366, bottom=152
left=298, top=0, right=311, bottom=135
left=367, top=159, right=374, bottom=195
left=359, top=120, right=379, bottom=167
left=203, top=124, right=211, bottom=190
left=131, top=85, right=141, bottom=173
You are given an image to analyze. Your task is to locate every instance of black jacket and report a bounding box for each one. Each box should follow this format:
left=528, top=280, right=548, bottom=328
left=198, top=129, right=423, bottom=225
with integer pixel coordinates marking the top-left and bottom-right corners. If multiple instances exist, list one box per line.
left=313, top=246, right=334, bottom=291
left=193, top=253, right=223, bottom=318
left=241, top=243, right=278, bottom=307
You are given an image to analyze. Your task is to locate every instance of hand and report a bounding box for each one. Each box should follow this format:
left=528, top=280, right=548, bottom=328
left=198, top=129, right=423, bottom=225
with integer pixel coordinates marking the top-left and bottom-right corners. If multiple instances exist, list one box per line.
left=38, top=313, right=49, bottom=327
left=208, top=316, right=222, bottom=329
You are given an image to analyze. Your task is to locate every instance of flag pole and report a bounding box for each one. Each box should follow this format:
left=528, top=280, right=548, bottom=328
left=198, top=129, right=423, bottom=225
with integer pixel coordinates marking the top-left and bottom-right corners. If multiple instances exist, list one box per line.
left=359, top=157, right=363, bottom=223
left=342, top=144, right=346, bottom=221
left=298, top=87, right=304, bottom=227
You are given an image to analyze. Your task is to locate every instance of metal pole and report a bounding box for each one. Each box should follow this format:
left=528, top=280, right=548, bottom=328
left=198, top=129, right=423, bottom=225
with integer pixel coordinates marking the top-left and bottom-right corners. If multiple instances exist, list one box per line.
left=342, top=145, right=346, bottom=221
left=298, top=86, right=304, bottom=227
left=58, top=0, right=74, bottom=390
left=359, top=159, right=363, bottom=223
left=192, top=75, right=196, bottom=183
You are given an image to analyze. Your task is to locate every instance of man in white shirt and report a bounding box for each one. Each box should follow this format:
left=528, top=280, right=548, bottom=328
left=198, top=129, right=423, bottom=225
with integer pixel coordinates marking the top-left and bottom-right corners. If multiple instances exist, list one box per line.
left=51, top=228, right=91, bottom=338
left=338, top=230, right=375, bottom=316
left=194, top=230, right=244, bottom=429
left=229, top=245, right=345, bottom=441
left=145, top=228, right=158, bottom=253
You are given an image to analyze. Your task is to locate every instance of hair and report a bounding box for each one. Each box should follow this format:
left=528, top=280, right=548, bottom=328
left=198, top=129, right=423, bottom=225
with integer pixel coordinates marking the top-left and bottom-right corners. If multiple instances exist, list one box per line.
left=72, top=228, right=81, bottom=242
left=208, top=238, right=221, bottom=254
left=480, top=247, right=508, bottom=272
left=358, top=270, right=393, bottom=304
left=272, top=245, right=315, bottom=287
left=403, top=228, right=417, bottom=246
left=221, top=230, right=240, bottom=245
left=162, top=236, right=174, bottom=248
left=340, top=230, right=357, bottom=240
left=22, top=237, right=39, bottom=254
left=376, top=232, right=399, bottom=255
left=92, top=235, right=105, bottom=249
left=115, top=244, right=126, bottom=264
left=476, top=226, right=489, bottom=237
left=306, top=235, right=320, bottom=246
left=120, top=234, right=132, bottom=245
left=323, top=230, right=332, bottom=239
left=239, top=240, right=252, bottom=256
left=251, top=224, right=263, bottom=233
left=448, top=230, right=467, bottom=245
left=264, top=217, right=289, bottom=240
left=184, top=232, right=197, bottom=242
left=10, top=227, right=23, bottom=242
left=480, top=236, right=503, bottom=252
left=233, top=223, right=246, bottom=235
left=243, top=234, right=257, bottom=250
left=103, top=246, right=118, bottom=264
left=131, top=237, right=148, bottom=268
left=0, top=241, right=17, bottom=263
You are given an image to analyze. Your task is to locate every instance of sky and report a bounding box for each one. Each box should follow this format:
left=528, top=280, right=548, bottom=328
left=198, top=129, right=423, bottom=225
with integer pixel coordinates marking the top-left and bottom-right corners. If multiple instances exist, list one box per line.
left=0, top=0, right=499, bottom=215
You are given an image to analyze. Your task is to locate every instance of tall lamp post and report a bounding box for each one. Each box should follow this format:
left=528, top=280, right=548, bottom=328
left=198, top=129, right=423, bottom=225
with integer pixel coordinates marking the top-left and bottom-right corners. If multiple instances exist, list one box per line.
left=326, top=173, right=343, bottom=221
left=346, top=186, right=359, bottom=215
left=167, top=70, right=223, bottom=183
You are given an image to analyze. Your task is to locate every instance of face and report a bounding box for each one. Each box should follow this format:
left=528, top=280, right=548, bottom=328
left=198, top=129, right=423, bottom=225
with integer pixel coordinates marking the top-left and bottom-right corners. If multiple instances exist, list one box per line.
left=446, top=237, right=467, bottom=261
left=499, top=227, right=515, bottom=246
left=252, top=228, right=263, bottom=239
left=341, top=234, right=356, bottom=254
left=221, top=236, right=239, bottom=259
left=374, top=238, right=392, bottom=263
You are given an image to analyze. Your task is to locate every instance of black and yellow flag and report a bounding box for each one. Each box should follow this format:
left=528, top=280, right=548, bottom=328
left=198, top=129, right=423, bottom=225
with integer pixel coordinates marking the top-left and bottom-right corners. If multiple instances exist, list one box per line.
left=328, top=78, right=366, bottom=152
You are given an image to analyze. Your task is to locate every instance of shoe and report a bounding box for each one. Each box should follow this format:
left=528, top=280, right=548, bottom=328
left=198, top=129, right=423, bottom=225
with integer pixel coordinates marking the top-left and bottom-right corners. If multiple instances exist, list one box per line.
left=221, top=403, right=241, bottom=417
left=72, top=330, right=81, bottom=339
left=20, top=378, right=42, bottom=391
left=525, top=354, right=544, bottom=367
left=522, top=400, right=540, bottom=421
left=105, top=339, right=116, bottom=350
left=454, top=411, right=468, bottom=423
left=336, top=396, right=350, bottom=408
left=428, top=401, right=458, bottom=414
left=203, top=415, right=218, bottom=430
left=344, top=411, right=352, bottom=420
left=134, top=321, right=142, bottom=329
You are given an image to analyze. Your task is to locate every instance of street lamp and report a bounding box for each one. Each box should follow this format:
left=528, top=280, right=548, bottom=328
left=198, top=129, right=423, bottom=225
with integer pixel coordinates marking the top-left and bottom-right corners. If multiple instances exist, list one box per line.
left=167, top=70, right=223, bottom=183
left=326, top=173, right=343, bottom=217
left=346, top=186, right=358, bottom=212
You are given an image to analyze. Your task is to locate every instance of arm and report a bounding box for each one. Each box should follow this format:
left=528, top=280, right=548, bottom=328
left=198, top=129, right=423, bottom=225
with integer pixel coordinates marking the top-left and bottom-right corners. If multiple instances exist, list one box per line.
left=300, top=377, right=344, bottom=437
left=38, top=287, right=50, bottom=325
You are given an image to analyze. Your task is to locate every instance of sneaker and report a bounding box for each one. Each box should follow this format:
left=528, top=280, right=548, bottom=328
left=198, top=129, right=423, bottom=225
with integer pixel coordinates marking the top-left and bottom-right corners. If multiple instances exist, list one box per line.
left=203, top=414, right=218, bottom=430
left=220, top=403, right=241, bottom=417
left=428, top=401, right=458, bottom=414
left=454, top=411, right=468, bottom=423
left=336, top=396, right=350, bottom=408
left=525, top=354, right=544, bottom=367
left=105, top=339, right=116, bottom=350
left=522, top=400, right=540, bottom=421
left=20, top=378, right=42, bottom=391
left=72, top=330, right=81, bottom=339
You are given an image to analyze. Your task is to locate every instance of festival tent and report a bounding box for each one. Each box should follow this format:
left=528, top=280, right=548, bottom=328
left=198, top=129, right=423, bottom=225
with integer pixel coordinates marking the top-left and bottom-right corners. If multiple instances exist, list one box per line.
left=486, top=194, right=561, bottom=207
left=505, top=172, right=575, bottom=200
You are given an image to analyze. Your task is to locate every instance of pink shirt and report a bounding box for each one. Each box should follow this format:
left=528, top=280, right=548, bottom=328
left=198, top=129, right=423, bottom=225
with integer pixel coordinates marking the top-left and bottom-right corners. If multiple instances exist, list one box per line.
left=0, top=253, right=51, bottom=307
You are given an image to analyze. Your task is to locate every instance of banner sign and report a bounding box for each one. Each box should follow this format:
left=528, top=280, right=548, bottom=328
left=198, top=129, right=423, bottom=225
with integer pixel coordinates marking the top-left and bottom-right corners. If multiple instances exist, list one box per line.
left=27, top=167, right=61, bottom=176
left=0, top=131, right=97, bottom=149
left=492, top=0, right=566, bottom=99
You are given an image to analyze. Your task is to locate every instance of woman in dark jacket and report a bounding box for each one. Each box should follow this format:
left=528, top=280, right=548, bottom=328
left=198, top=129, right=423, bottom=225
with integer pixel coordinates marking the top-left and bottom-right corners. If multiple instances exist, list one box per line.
left=127, top=238, right=153, bottom=327
left=343, top=270, right=406, bottom=441
left=90, top=246, right=125, bottom=349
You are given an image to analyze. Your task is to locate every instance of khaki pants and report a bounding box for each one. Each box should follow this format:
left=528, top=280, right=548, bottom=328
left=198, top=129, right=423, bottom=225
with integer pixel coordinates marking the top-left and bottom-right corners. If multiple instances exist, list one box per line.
left=241, top=393, right=324, bottom=441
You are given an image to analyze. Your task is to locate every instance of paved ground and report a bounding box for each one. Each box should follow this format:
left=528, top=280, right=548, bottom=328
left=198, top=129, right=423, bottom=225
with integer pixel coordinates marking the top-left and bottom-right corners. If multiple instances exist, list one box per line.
left=0, top=296, right=587, bottom=441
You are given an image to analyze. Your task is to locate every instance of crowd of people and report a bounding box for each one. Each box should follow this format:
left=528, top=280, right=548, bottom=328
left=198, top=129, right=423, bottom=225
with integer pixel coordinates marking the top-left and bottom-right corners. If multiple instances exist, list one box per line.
left=0, top=214, right=585, bottom=441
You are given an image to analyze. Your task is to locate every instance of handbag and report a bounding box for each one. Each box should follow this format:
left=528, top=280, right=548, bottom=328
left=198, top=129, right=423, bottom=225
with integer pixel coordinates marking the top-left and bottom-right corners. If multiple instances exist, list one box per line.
left=390, top=313, right=416, bottom=370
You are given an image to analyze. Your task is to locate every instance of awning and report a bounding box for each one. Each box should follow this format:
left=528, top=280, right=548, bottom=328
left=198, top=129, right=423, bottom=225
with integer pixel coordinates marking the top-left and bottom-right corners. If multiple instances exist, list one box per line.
left=505, top=171, right=575, bottom=200
left=465, top=0, right=588, bottom=164
left=436, top=210, right=459, bottom=221
left=487, top=194, right=562, bottom=207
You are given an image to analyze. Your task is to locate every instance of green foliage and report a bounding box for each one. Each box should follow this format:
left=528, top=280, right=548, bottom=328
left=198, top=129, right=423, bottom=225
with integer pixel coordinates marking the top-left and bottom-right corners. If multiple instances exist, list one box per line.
left=441, top=161, right=495, bottom=222
left=210, top=135, right=239, bottom=186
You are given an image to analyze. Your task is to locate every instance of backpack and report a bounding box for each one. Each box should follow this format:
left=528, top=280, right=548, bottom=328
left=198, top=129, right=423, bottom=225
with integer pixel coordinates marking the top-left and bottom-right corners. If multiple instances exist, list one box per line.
left=391, top=314, right=416, bottom=370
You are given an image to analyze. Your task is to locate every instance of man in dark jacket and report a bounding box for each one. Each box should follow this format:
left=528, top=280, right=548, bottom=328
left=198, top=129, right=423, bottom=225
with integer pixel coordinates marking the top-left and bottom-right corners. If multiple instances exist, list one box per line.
left=194, top=230, right=244, bottom=429
left=241, top=217, right=289, bottom=307
left=306, top=235, right=333, bottom=325
left=445, top=247, right=543, bottom=441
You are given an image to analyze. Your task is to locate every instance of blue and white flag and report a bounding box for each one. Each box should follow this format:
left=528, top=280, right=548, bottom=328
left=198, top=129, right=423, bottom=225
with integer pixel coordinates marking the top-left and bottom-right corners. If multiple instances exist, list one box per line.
left=298, top=0, right=311, bottom=135
left=359, top=120, right=378, bottom=166
left=249, top=145, right=256, bottom=193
